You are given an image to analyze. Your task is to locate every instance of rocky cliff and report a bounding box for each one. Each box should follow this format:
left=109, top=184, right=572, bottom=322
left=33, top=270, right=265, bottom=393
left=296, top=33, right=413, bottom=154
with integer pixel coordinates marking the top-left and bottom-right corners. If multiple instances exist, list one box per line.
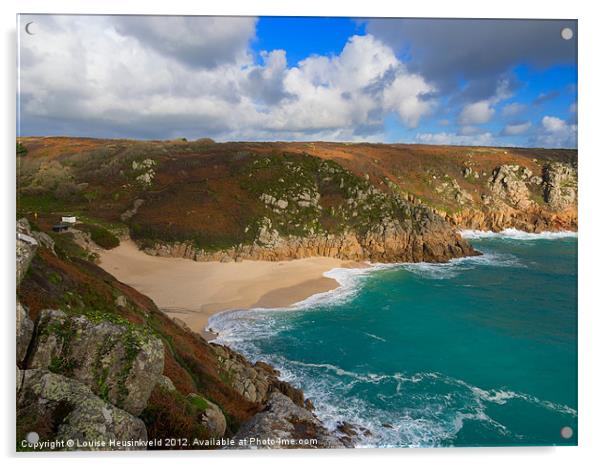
left=446, top=161, right=577, bottom=232
left=16, top=219, right=346, bottom=451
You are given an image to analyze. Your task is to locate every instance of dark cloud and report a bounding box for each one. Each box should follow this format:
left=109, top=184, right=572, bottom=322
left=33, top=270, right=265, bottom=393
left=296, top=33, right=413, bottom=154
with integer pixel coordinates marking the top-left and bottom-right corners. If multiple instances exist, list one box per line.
left=113, top=16, right=257, bottom=69
left=243, top=50, right=292, bottom=105
left=366, top=18, right=577, bottom=94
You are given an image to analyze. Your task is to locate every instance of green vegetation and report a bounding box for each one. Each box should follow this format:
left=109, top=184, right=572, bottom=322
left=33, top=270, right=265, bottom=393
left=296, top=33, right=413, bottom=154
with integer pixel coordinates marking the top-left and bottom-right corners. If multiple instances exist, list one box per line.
left=43, top=316, right=79, bottom=376
left=188, top=394, right=209, bottom=411
left=17, top=142, right=28, bottom=156
left=17, top=193, right=74, bottom=215
left=79, top=223, right=120, bottom=249
left=51, top=232, right=95, bottom=261
left=140, top=387, right=212, bottom=449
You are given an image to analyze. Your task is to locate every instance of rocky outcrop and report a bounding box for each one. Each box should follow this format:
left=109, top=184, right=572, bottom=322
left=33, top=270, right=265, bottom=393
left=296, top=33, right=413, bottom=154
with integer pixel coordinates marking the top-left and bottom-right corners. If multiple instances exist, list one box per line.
left=543, top=162, right=578, bottom=211
left=488, top=164, right=534, bottom=210
left=449, top=162, right=577, bottom=232
left=121, top=198, right=145, bottom=222
left=28, top=309, right=164, bottom=416
left=17, top=218, right=38, bottom=285
left=17, top=368, right=148, bottom=450
left=142, top=212, right=476, bottom=264
left=230, top=391, right=344, bottom=449
left=211, top=344, right=308, bottom=407
left=187, top=394, right=227, bottom=437
left=435, top=177, right=473, bottom=206
left=17, top=301, right=34, bottom=366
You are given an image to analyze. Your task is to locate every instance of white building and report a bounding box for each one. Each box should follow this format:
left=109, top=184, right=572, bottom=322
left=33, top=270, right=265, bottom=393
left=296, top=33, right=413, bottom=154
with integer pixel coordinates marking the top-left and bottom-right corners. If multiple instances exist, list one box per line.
left=61, top=216, right=77, bottom=224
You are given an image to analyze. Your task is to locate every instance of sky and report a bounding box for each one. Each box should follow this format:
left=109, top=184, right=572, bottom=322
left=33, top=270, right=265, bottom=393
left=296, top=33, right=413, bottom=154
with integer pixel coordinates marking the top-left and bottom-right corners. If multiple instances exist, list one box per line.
left=18, top=15, right=577, bottom=148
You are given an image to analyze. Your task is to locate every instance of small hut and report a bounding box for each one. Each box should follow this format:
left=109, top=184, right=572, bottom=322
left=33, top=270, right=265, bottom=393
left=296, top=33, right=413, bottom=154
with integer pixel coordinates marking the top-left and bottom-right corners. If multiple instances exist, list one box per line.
left=52, top=223, right=70, bottom=232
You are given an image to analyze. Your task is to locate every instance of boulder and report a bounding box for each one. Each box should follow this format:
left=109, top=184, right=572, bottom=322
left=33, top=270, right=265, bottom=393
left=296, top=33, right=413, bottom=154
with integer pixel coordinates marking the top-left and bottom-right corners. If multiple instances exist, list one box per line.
left=16, top=301, right=34, bottom=365
left=29, top=310, right=164, bottom=415
left=187, top=394, right=227, bottom=437
left=31, top=231, right=55, bottom=254
left=17, top=369, right=147, bottom=451
left=211, top=343, right=310, bottom=409
left=230, top=391, right=344, bottom=449
left=156, top=375, right=176, bottom=392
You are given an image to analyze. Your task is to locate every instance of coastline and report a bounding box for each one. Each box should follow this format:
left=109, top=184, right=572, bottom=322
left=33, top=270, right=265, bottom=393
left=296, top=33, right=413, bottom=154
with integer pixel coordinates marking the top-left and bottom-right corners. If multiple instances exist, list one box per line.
left=98, top=240, right=367, bottom=338
left=99, top=230, right=577, bottom=339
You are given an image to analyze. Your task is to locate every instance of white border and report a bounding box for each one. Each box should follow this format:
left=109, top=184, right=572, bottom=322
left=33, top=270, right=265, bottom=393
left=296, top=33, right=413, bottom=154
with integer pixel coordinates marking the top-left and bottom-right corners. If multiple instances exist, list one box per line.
left=3, top=1, right=601, bottom=465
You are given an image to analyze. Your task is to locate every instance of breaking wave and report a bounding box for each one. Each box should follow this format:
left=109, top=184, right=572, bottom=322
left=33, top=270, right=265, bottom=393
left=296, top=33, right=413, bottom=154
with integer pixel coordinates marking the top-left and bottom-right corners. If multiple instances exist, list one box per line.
left=207, top=235, right=577, bottom=447
left=461, top=228, right=577, bottom=240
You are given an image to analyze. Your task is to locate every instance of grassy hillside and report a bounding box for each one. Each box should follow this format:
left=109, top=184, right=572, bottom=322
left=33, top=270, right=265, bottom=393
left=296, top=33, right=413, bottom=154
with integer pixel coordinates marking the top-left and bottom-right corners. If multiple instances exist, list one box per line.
left=16, top=137, right=577, bottom=255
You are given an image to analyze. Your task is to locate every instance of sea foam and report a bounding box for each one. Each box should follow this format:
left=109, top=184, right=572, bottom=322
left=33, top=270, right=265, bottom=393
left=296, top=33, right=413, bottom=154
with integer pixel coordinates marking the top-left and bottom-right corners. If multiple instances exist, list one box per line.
left=461, top=228, right=577, bottom=240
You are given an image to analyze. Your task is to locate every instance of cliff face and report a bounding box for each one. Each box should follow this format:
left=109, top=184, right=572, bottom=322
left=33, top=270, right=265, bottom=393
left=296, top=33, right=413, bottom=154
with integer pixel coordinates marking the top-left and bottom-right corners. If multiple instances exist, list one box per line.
left=16, top=219, right=344, bottom=450
left=143, top=217, right=475, bottom=264
left=447, top=161, right=577, bottom=232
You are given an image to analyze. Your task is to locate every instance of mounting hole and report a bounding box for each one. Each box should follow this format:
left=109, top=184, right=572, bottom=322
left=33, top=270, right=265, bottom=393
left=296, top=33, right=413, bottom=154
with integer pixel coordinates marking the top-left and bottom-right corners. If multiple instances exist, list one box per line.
left=561, top=28, right=574, bottom=41
left=560, top=426, right=573, bottom=439
left=26, top=431, right=40, bottom=445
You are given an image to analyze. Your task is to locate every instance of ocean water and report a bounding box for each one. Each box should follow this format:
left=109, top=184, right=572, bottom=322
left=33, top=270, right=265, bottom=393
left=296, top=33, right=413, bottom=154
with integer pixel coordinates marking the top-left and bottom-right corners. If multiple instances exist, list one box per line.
left=210, top=230, right=578, bottom=447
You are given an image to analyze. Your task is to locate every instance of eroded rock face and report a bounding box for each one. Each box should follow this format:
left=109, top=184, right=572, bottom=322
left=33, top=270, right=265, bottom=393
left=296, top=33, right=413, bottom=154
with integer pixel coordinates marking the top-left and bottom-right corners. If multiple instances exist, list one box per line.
left=489, top=165, right=533, bottom=210
left=448, top=162, right=578, bottom=233
left=543, top=162, right=578, bottom=211
left=17, top=301, right=34, bottom=366
left=17, top=369, right=147, bottom=451
left=211, top=344, right=308, bottom=408
left=29, top=310, right=164, bottom=416
left=143, top=212, right=476, bottom=264
left=230, top=391, right=344, bottom=449
left=17, top=219, right=38, bottom=286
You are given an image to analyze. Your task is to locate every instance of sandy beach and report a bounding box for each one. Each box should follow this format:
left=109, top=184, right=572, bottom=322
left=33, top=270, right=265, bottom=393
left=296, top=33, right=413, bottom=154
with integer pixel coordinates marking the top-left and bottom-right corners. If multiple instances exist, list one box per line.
left=99, top=240, right=363, bottom=337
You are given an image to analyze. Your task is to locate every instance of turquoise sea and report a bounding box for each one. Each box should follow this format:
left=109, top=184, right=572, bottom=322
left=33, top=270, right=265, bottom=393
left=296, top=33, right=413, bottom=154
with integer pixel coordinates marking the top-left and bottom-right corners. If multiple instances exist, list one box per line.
left=211, top=230, right=578, bottom=447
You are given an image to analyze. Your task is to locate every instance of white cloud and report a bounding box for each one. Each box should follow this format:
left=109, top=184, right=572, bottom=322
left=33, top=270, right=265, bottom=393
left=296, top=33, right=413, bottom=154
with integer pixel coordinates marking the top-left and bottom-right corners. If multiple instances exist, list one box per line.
left=459, top=100, right=494, bottom=125
left=502, top=102, right=527, bottom=117
left=459, top=125, right=482, bottom=136
left=534, top=116, right=577, bottom=148
left=18, top=16, right=436, bottom=141
left=502, top=121, right=531, bottom=136
left=458, top=78, right=513, bottom=126
left=415, top=131, right=494, bottom=146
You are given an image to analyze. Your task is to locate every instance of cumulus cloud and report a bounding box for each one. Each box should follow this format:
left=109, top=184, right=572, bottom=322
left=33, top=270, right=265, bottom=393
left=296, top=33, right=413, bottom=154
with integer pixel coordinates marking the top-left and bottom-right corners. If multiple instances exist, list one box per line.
left=502, top=121, right=532, bottom=136
left=502, top=102, right=527, bottom=117
left=415, top=131, right=494, bottom=146
left=457, top=78, right=513, bottom=126
left=18, top=15, right=435, bottom=141
left=533, top=116, right=577, bottom=148
left=112, top=16, right=257, bottom=68
left=459, top=101, right=495, bottom=125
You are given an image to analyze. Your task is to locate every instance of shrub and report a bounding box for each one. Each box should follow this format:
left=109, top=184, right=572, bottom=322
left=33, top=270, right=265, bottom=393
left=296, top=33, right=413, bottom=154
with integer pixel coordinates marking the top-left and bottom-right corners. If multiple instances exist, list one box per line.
left=140, top=387, right=211, bottom=449
left=17, top=142, right=28, bottom=156
left=81, top=224, right=120, bottom=249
